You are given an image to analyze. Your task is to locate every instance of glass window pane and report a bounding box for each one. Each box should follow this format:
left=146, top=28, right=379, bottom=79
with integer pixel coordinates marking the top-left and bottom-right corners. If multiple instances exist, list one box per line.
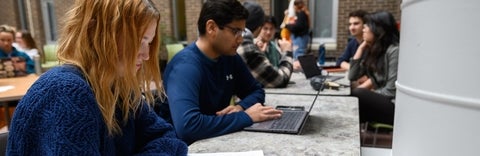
left=312, top=0, right=333, bottom=38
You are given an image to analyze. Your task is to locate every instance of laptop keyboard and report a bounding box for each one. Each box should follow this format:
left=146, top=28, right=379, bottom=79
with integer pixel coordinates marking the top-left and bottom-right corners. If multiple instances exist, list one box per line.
left=271, top=111, right=305, bottom=129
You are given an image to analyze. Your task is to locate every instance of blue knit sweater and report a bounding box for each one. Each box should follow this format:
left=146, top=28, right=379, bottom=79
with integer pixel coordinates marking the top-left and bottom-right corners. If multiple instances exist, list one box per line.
left=158, top=43, right=265, bottom=144
left=7, top=65, right=188, bottom=155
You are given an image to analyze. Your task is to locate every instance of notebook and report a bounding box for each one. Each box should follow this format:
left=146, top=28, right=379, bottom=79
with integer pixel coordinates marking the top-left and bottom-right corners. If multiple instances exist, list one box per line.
left=297, top=55, right=343, bottom=81
left=0, top=57, right=28, bottom=78
left=243, top=87, right=323, bottom=134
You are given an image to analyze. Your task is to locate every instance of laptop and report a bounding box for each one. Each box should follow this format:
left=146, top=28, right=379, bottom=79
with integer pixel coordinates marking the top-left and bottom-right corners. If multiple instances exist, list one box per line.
left=244, top=86, right=323, bottom=134
left=297, top=55, right=343, bottom=81
left=0, top=57, right=28, bottom=78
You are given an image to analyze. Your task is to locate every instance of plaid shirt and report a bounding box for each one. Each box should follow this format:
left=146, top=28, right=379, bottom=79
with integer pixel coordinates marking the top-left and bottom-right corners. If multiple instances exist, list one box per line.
left=237, top=29, right=293, bottom=88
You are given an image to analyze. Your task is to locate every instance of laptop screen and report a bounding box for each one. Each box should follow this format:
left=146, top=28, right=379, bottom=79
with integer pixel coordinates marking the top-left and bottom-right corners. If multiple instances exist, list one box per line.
left=297, top=55, right=322, bottom=79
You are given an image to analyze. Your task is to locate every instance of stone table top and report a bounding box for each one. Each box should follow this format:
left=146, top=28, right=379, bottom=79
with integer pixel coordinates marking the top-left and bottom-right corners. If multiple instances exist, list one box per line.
left=264, top=72, right=351, bottom=96
left=188, top=94, right=360, bottom=156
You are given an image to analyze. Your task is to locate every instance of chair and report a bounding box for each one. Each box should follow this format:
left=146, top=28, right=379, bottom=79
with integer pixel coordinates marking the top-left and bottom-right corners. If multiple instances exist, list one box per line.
left=166, top=43, right=184, bottom=62
left=370, top=122, right=393, bottom=146
left=41, top=44, right=59, bottom=71
left=0, top=132, right=8, bottom=155
left=361, top=122, right=394, bottom=148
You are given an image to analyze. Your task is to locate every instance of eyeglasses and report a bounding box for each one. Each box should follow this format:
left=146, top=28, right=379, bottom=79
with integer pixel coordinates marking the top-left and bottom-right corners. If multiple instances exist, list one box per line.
left=222, top=25, right=246, bottom=38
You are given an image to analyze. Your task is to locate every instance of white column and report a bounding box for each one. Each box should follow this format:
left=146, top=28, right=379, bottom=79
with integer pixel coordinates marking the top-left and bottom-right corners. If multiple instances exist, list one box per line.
left=393, top=0, right=480, bottom=155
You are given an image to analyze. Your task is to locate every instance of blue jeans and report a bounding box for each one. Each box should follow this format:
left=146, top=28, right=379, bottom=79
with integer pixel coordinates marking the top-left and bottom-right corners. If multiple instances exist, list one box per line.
left=292, top=34, right=310, bottom=60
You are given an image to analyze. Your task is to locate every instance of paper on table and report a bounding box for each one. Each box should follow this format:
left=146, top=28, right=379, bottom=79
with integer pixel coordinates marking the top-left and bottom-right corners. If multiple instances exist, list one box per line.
left=0, top=85, right=14, bottom=92
left=188, top=150, right=263, bottom=156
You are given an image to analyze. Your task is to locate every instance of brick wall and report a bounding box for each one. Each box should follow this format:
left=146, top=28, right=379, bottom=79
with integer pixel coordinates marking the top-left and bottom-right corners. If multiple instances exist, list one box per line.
left=185, top=0, right=202, bottom=43
left=184, top=0, right=272, bottom=43
left=29, top=1, right=46, bottom=49
left=0, top=0, right=47, bottom=50
left=336, top=0, right=401, bottom=58
left=0, top=0, right=20, bottom=28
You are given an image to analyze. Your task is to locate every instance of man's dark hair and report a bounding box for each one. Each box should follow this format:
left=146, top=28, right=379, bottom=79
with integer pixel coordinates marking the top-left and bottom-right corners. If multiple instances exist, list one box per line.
left=243, top=1, right=265, bottom=32
left=197, top=0, right=249, bottom=36
left=263, top=15, right=277, bottom=28
left=348, top=10, right=368, bottom=23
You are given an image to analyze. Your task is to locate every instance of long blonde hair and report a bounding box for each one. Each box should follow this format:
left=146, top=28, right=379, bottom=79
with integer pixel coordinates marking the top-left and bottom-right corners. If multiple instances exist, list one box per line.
left=57, top=0, right=163, bottom=135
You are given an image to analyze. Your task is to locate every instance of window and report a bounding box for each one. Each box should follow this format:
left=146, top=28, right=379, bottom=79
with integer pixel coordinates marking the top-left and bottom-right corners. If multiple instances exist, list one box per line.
left=17, top=0, right=28, bottom=30
left=41, top=0, right=57, bottom=44
left=309, top=0, right=338, bottom=44
left=172, top=0, right=187, bottom=42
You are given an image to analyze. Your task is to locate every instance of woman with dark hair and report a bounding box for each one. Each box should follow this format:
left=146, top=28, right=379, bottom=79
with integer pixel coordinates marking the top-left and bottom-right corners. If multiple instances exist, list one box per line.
left=348, top=11, right=400, bottom=125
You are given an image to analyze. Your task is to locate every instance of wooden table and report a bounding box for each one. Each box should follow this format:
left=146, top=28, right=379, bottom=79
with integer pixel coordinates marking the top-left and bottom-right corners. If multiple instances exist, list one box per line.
left=0, top=74, right=39, bottom=127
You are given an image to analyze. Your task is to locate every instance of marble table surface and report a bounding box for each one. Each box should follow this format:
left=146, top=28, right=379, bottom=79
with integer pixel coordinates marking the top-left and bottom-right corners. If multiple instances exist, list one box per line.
left=188, top=94, right=360, bottom=156
left=264, top=72, right=351, bottom=96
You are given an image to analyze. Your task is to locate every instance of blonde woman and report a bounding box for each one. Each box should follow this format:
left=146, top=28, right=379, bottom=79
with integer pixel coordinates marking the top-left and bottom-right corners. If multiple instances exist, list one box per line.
left=7, top=0, right=188, bottom=155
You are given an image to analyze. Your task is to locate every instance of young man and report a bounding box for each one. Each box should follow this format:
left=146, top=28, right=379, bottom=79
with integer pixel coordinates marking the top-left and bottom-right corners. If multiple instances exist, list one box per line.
left=159, top=0, right=283, bottom=145
left=237, top=12, right=293, bottom=88
left=336, top=10, right=368, bottom=69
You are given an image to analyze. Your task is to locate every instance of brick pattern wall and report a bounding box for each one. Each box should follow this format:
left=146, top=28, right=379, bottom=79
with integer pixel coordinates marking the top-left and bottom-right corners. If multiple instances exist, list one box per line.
left=1, top=0, right=402, bottom=60
left=0, top=0, right=20, bottom=28
left=183, top=0, right=272, bottom=43
left=27, top=0, right=46, bottom=50
left=185, top=0, right=202, bottom=43
left=336, top=0, right=401, bottom=58
left=0, top=0, right=46, bottom=50
left=54, top=0, right=74, bottom=33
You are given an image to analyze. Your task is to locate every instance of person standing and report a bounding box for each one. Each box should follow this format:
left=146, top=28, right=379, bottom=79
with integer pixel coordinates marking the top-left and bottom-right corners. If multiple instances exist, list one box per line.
left=158, top=0, right=283, bottom=145
left=7, top=0, right=188, bottom=155
left=285, top=0, right=310, bottom=70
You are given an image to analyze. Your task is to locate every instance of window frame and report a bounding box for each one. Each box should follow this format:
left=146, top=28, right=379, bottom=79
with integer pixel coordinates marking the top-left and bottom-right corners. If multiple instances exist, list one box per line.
left=308, top=0, right=338, bottom=44
left=41, top=0, right=57, bottom=44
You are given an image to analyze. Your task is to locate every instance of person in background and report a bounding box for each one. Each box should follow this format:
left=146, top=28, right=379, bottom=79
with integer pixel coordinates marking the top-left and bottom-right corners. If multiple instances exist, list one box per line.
left=349, top=11, right=400, bottom=125
left=0, top=25, right=35, bottom=74
left=237, top=14, right=293, bottom=88
left=336, top=10, right=368, bottom=70
left=158, top=0, right=283, bottom=145
left=285, top=0, right=310, bottom=71
left=15, top=30, right=42, bottom=60
left=7, top=0, right=188, bottom=155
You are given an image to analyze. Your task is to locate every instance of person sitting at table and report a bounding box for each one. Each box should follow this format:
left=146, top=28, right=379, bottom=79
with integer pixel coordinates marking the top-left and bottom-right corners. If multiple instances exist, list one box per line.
left=237, top=14, right=293, bottom=88
left=348, top=11, right=400, bottom=125
left=336, top=10, right=368, bottom=70
left=7, top=0, right=188, bottom=155
left=15, top=30, right=42, bottom=61
left=0, top=25, right=35, bottom=74
left=157, top=0, right=283, bottom=145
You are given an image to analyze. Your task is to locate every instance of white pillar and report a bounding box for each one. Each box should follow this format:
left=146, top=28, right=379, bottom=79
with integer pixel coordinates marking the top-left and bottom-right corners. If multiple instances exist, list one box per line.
left=393, top=0, right=480, bottom=155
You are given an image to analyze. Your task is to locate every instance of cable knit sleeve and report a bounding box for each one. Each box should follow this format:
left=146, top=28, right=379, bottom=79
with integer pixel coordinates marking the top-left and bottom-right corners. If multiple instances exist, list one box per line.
left=7, top=68, right=104, bottom=155
left=133, top=104, right=188, bottom=155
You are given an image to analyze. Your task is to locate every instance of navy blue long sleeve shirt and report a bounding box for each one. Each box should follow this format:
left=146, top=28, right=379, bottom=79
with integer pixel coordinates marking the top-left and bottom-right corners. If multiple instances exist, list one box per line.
left=336, top=38, right=360, bottom=66
left=160, top=43, right=265, bottom=144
